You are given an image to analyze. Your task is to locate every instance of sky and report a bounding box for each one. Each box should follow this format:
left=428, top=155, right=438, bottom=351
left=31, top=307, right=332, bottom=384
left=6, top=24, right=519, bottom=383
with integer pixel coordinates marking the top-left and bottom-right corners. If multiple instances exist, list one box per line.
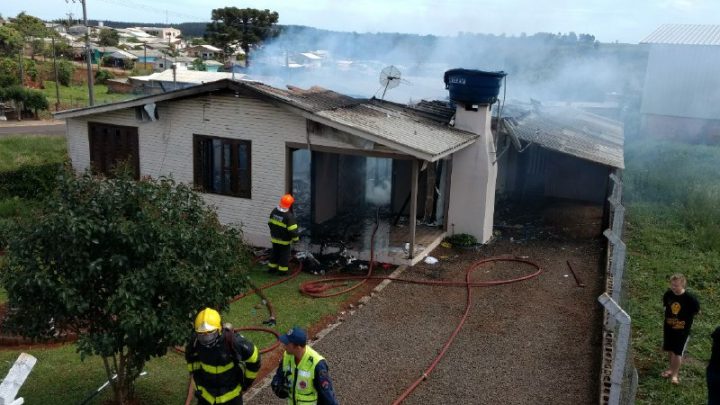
left=2, top=0, right=718, bottom=43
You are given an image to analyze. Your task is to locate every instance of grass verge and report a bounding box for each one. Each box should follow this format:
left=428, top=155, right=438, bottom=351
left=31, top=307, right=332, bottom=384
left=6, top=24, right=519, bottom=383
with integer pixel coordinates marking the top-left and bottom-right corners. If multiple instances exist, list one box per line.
left=0, top=263, right=377, bottom=404
left=41, top=81, right=135, bottom=109
left=625, top=140, right=720, bottom=404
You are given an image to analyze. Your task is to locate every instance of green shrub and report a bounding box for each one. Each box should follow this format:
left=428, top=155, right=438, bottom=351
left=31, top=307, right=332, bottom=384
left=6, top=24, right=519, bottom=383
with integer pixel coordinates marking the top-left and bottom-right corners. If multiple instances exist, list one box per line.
left=0, top=57, right=19, bottom=87
left=94, top=69, right=115, bottom=84
left=57, top=59, right=74, bottom=86
left=0, top=163, right=62, bottom=199
left=445, top=233, right=478, bottom=247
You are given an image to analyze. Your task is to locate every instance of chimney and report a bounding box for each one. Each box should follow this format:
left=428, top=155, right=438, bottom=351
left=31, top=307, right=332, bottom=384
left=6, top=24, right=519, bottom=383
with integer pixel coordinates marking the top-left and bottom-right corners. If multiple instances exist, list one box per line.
left=445, top=69, right=506, bottom=243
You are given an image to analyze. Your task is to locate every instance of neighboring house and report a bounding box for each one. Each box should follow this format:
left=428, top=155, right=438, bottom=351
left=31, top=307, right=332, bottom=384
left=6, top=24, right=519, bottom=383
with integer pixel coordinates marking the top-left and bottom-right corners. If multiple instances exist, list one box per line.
left=90, top=46, right=120, bottom=64
left=127, top=49, right=165, bottom=66
left=296, top=52, right=323, bottom=69
left=54, top=78, right=499, bottom=266
left=186, top=45, right=223, bottom=61
left=640, top=24, right=720, bottom=143
left=134, top=27, right=181, bottom=43
left=153, top=55, right=192, bottom=71
left=104, top=50, right=138, bottom=69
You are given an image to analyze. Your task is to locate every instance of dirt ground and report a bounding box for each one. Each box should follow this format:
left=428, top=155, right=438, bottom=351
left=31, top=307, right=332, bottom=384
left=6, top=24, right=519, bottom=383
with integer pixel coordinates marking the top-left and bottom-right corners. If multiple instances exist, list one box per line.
left=249, top=225, right=606, bottom=405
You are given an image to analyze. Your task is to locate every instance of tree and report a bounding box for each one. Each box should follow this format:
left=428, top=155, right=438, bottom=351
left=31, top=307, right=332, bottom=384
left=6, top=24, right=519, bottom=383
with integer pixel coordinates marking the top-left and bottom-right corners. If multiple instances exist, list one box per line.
left=0, top=57, right=19, bottom=87
left=0, top=25, right=23, bottom=56
left=206, top=7, right=279, bottom=66
left=57, top=59, right=74, bottom=86
left=98, top=28, right=120, bottom=47
left=1, top=171, right=250, bottom=404
left=191, top=58, right=207, bottom=71
left=23, top=88, right=49, bottom=117
left=7, top=12, right=48, bottom=41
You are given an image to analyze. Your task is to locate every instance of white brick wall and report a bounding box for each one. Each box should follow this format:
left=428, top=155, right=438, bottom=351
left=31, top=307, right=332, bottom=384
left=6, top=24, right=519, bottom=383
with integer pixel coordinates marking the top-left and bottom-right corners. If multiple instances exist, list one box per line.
left=65, top=93, right=359, bottom=247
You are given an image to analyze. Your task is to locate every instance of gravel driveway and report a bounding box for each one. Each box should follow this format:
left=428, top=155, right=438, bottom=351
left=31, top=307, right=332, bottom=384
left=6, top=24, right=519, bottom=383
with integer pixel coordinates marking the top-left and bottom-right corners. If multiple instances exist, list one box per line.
left=249, top=235, right=605, bottom=405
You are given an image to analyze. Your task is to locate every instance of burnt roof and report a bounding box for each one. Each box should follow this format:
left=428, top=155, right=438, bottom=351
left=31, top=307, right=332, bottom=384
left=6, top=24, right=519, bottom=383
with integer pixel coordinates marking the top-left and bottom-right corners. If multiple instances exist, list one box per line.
left=498, top=103, right=624, bottom=169
left=54, top=79, right=478, bottom=161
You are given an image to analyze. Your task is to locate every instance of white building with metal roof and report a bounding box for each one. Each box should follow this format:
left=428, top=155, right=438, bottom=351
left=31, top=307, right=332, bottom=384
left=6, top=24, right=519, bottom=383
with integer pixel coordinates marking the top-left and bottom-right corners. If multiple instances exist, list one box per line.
left=53, top=79, right=495, bottom=265
left=640, top=24, right=720, bottom=143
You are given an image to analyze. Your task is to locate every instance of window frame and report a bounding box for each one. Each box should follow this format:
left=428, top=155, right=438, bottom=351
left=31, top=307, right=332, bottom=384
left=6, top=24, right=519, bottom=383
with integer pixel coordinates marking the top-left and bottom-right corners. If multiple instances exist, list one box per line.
left=193, top=134, right=252, bottom=199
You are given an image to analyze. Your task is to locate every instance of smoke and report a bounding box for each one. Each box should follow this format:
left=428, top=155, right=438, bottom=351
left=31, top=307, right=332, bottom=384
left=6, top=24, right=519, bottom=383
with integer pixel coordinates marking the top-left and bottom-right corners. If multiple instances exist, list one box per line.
left=248, top=27, right=646, bottom=106
left=365, top=179, right=391, bottom=206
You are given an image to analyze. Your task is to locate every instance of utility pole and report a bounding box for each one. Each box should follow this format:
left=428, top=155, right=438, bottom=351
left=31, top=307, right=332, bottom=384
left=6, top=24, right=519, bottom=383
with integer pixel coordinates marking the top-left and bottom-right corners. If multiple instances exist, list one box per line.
left=69, top=0, right=95, bottom=106
left=52, top=36, right=61, bottom=111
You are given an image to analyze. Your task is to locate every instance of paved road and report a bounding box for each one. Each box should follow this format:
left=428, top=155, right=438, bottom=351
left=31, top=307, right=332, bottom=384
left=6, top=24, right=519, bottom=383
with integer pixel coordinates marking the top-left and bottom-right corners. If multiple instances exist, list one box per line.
left=0, top=122, right=65, bottom=136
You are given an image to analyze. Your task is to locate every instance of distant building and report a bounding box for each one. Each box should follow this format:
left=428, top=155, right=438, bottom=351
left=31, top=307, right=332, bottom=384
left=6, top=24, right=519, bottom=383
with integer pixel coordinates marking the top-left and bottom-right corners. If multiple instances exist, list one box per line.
left=134, top=27, right=181, bottom=43
left=640, top=24, right=720, bottom=143
left=186, top=45, right=223, bottom=61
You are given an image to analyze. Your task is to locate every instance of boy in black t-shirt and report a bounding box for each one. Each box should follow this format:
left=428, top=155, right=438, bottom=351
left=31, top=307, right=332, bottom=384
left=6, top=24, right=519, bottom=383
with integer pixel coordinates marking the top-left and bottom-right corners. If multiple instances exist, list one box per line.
left=661, top=273, right=700, bottom=385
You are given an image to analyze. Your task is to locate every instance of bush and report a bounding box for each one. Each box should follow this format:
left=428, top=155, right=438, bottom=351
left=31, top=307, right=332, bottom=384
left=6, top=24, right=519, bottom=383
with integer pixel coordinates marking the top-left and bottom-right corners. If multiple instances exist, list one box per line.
left=23, top=88, right=49, bottom=114
left=0, top=57, right=19, bottom=87
left=57, top=59, right=74, bottom=86
left=94, top=69, right=115, bottom=84
left=0, top=163, right=62, bottom=199
left=445, top=233, right=479, bottom=247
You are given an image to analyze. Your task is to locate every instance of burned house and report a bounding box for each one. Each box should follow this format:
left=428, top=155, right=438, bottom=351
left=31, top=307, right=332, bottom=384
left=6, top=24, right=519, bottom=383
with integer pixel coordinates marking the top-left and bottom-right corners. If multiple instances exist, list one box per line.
left=406, top=100, right=624, bottom=239
left=495, top=103, right=624, bottom=237
left=54, top=73, right=503, bottom=266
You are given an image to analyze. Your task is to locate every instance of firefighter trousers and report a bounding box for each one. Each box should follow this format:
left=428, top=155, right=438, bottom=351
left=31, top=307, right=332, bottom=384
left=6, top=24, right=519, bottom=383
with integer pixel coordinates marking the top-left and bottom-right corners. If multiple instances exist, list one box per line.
left=269, top=243, right=291, bottom=273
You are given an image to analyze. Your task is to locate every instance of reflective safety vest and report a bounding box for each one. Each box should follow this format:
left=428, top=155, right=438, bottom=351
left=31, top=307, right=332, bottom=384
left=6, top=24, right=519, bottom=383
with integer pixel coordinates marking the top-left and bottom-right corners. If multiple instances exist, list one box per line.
left=268, top=207, right=299, bottom=245
left=282, top=346, right=325, bottom=405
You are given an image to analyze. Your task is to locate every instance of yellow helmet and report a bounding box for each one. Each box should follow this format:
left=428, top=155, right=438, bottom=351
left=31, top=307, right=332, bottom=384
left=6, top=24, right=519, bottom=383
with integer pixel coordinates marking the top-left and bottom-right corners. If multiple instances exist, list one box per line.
left=194, top=308, right=221, bottom=333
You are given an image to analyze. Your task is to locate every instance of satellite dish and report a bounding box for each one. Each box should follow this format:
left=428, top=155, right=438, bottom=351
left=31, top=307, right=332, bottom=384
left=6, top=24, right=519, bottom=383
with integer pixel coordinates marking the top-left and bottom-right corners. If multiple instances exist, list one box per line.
left=379, top=65, right=402, bottom=99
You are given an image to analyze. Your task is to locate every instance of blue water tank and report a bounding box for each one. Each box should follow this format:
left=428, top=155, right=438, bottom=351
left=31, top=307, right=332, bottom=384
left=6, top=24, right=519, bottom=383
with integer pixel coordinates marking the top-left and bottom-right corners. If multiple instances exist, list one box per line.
left=443, top=69, right=507, bottom=105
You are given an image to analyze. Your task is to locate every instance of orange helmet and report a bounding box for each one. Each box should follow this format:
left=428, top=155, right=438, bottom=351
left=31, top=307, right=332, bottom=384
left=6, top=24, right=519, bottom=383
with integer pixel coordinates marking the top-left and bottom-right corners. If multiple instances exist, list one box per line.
left=279, top=194, right=295, bottom=209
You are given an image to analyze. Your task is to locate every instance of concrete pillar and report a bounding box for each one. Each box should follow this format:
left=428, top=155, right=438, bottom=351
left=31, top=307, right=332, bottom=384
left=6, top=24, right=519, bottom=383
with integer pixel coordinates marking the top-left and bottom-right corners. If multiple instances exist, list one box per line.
left=447, top=104, right=497, bottom=242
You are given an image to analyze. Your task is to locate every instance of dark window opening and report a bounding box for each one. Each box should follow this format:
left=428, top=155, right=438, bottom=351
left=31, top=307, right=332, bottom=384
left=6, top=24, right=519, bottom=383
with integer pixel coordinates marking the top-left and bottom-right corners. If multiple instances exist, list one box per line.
left=88, top=122, right=140, bottom=179
left=193, top=135, right=251, bottom=198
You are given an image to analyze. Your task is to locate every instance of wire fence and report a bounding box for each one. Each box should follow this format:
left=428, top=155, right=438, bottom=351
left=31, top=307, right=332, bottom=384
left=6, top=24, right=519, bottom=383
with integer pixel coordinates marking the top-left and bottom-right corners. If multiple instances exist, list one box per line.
left=598, top=169, right=637, bottom=405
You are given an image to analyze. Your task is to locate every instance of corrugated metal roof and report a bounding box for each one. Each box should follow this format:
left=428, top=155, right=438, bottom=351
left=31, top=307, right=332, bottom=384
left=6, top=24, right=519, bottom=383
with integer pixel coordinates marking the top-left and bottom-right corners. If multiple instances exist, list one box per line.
left=641, top=24, right=720, bottom=46
left=54, top=79, right=478, bottom=161
left=500, top=104, right=624, bottom=169
left=241, top=83, right=478, bottom=160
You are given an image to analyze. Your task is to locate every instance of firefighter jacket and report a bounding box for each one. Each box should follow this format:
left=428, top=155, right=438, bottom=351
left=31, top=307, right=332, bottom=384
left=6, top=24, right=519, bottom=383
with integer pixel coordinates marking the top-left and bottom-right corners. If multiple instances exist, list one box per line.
left=185, top=330, right=261, bottom=404
left=276, top=345, right=338, bottom=405
left=268, top=207, right=299, bottom=245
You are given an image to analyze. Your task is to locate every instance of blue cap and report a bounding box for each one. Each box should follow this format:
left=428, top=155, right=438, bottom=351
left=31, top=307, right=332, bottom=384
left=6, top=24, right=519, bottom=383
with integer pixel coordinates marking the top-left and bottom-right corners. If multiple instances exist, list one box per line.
left=279, top=326, right=307, bottom=345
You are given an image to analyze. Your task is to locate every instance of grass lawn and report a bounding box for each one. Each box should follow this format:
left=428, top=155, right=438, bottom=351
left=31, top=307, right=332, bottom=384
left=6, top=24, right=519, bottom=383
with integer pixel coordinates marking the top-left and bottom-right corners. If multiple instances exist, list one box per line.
left=0, top=288, right=6, bottom=304
left=625, top=140, right=720, bottom=404
left=42, top=81, right=135, bottom=109
left=0, top=263, right=371, bottom=404
left=0, top=136, right=67, bottom=173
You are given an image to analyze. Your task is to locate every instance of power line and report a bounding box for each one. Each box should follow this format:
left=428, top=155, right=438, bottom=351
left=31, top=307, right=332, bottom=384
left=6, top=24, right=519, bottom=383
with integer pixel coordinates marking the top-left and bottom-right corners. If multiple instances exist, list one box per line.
left=94, top=0, right=208, bottom=22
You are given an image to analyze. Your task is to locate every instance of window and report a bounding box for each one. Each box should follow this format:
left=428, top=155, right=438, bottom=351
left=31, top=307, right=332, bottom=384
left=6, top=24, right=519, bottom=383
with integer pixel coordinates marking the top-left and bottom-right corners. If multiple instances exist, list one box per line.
left=88, top=122, right=139, bottom=179
left=193, top=135, right=251, bottom=198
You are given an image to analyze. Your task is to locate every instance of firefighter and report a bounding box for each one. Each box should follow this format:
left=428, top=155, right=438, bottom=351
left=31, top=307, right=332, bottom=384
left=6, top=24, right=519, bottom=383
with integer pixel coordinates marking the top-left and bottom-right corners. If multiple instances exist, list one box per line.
left=184, top=308, right=261, bottom=405
left=267, top=194, right=299, bottom=275
left=271, top=326, right=338, bottom=405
